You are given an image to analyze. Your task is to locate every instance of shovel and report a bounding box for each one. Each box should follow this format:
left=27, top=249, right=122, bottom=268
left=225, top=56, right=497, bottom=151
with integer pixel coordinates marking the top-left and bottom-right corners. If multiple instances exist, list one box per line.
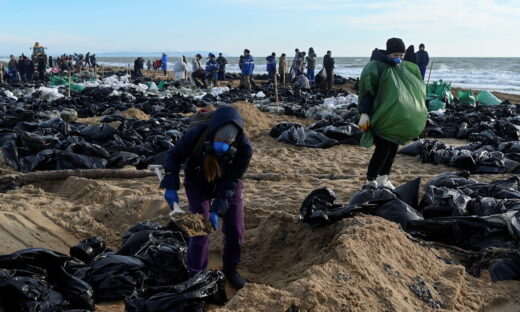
left=148, top=165, right=186, bottom=215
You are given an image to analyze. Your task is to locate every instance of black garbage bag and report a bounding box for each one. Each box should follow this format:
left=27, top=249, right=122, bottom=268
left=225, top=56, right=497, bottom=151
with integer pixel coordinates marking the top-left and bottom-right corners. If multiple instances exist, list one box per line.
left=0, top=269, right=68, bottom=312
left=19, top=132, right=61, bottom=151
left=124, top=270, right=227, bottom=312
left=315, top=125, right=361, bottom=145
left=107, top=151, right=141, bottom=168
left=393, top=178, right=421, bottom=209
left=2, top=139, right=22, bottom=171
left=122, top=222, right=162, bottom=246
left=398, top=139, right=424, bottom=156
left=269, top=122, right=304, bottom=138
left=449, top=150, right=477, bottom=171
left=348, top=187, right=396, bottom=206
left=299, top=187, right=340, bottom=226
left=467, top=197, right=507, bottom=216
left=85, top=255, right=146, bottom=302
left=275, top=125, right=339, bottom=148
left=136, top=239, right=188, bottom=287
left=407, top=216, right=516, bottom=250
left=79, top=124, right=119, bottom=141
left=371, top=198, right=423, bottom=230
left=65, top=137, right=110, bottom=158
left=488, top=253, right=520, bottom=281
left=0, top=248, right=94, bottom=310
left=70, top=237, right=107, bottom=264
left=425, top=171, right=476, bottom=189
left=421, top=186, right=471, bottom=218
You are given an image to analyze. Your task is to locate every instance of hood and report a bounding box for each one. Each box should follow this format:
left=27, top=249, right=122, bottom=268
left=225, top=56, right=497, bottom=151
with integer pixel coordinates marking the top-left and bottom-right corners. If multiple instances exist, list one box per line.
left=206, top=106, right=245, bottom=141
left=370, top=48, right=395, bottom=67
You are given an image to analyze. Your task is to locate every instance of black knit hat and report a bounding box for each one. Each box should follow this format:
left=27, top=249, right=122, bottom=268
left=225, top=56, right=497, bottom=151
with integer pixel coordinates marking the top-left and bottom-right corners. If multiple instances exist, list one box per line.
left=386, top=38, right=405, bottom=54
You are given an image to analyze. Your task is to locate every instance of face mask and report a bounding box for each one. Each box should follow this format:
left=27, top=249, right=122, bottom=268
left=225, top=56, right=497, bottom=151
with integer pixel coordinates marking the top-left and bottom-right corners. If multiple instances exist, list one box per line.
left=213, top=141, right=231, bottom=156
left=391, top=57, right=403, bottom=65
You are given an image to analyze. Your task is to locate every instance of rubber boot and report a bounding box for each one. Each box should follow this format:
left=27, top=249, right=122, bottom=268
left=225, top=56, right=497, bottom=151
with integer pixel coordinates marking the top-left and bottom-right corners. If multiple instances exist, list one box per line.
left=223, top=267, right=246, bottom=290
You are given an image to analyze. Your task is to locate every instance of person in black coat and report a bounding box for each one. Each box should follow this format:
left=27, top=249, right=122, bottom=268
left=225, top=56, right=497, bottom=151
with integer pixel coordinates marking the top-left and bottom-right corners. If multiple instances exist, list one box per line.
left=17, top=56, right=25, bottom=81
left=416, top=43, right=429, bottom=80
left=160, top=106, right=253, bottom=290
left=24, top=57, right=34, bottom=82
left=323, top=50, right=335, bottom=92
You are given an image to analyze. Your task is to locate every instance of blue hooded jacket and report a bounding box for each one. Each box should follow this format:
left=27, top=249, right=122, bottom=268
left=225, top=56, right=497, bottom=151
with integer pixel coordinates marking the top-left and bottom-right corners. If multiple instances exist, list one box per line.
left=241, top=55, right=254, bottom=75
left=160, top=106, right=253, bottom=204
left=205, top=59, right=220, bottom=80
left=161, top=54, right=168, bottom=70
left=266, top=55, right=276, bottom=72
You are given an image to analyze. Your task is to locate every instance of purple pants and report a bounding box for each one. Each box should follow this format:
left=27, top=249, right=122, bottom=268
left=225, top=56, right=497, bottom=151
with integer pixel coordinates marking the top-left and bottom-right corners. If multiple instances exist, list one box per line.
left=185, top=181, right=245, bottom=274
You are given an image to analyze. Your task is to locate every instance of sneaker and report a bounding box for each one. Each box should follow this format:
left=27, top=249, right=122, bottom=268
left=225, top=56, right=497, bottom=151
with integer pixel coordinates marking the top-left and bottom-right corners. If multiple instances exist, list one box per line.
left=223, top=268, right=246, bottom=290
left=364, top=180, right=378, bottom=188
left=376, top=175, right=395, bottom=190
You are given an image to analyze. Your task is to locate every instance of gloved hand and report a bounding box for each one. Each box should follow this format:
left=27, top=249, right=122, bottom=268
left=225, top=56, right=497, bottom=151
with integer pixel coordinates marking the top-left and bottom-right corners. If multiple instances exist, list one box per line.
left=209, top=212, right=219, bottom=230
left=211, top=198, right=229, bottom=217
left=358, top=113, right=371, bottom=131
left=164, top=189, right=179, bottom=209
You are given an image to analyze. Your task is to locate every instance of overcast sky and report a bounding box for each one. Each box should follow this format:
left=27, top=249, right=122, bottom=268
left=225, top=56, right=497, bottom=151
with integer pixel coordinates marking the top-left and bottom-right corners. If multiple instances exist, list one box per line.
left=0, top=0, right=518, bottom=57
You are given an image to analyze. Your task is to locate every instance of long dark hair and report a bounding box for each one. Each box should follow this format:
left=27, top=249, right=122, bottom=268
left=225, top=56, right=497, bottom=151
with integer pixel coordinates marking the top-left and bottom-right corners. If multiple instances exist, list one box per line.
left=204, top=154, right=222, bottom=182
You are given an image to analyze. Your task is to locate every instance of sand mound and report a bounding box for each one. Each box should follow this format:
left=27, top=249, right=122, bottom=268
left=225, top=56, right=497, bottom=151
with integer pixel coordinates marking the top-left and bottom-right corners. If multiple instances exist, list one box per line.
left=215, top=212, right=520, bottom=312
left=120, top=108, right=149, bottom=120
left=232, top=102, right=276, bottom=135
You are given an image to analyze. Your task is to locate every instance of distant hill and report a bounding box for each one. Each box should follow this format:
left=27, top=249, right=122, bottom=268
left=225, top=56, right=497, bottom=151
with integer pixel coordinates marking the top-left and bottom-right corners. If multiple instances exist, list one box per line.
left=97, top=51, right=229, bottom=57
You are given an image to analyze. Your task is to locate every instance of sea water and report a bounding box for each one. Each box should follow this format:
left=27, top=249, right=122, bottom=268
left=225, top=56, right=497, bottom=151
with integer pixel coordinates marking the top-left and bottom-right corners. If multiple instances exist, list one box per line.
left=3, top=56, right=519, bottom=94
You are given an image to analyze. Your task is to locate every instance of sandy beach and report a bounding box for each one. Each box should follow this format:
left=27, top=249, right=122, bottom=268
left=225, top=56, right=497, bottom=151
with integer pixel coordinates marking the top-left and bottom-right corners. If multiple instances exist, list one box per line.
left=1, top=94, right=520, bottom=311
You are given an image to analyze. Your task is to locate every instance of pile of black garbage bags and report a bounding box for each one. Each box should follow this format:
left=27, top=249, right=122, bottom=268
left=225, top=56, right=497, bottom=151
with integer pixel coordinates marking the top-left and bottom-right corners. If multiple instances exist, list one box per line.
left=300, top=171, right=520, bottom=281
left=269, top=107, right=361, bottom=148
left=0, top=221, right=226, bottom=311
left=399, top=139, right=520, bottom=174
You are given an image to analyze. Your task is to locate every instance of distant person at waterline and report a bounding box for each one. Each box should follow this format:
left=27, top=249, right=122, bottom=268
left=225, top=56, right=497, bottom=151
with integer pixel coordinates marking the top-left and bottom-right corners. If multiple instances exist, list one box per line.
left=416, top=43, right=429, bottom=80
left=217, top=53, right=228, bottom=81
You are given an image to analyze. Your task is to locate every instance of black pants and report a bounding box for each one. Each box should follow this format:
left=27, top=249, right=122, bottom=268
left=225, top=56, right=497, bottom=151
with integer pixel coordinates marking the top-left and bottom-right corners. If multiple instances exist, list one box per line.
left=325, top=69, right=333, bottom=91
left=367, top=135, right=399, bottom=181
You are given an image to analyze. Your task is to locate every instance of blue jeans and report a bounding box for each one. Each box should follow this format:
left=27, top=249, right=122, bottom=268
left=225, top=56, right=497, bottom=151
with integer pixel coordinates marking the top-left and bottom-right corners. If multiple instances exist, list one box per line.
left=419, top=65, right=427, bottom=80
left=307, top=69, right=315, bottom=81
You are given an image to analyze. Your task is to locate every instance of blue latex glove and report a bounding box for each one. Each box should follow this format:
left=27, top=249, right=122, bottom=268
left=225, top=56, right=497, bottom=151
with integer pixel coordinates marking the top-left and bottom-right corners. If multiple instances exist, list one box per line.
left=209, top=212, right=219, bottom=230
left=164, top=189, right=179, bottom=209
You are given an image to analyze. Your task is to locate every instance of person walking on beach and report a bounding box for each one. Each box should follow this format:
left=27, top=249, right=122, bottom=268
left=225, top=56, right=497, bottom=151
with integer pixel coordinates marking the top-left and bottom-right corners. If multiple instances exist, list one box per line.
left=266, top=52, right=276, bottom=83
left=161, top=106, right=253, bottom=291
left=323, top=50, right=335, bottom=92
left=205, top=53, right=220, bottom=87
left=192, top=54, right=203, bottom=71
left=146, top=59, right=152, bottom=71
left=416, top=44, right=429, bottom=80
left=358, top=37, right=427, bottom=189
left=161, top=53, right=168, bottom=76
left=37, top=54, right=46, bottom=81
left=24, top=57, right=34, bottom=82
left=240, top=49, right=254, bottom=90
left=289, top=48, right=300, bottom=78
left=278, top=53, right=287, bottom=85
left=17, top=56, right=25, bottom=81
left=306, top=48, right=316, bottom=83
left=85, top=52, right=91, bottom=67
left=7, top=55, right=18, bottom=82
left=90, top=54, right=97, bottom=68
left=216, top=53, right=228, bottom=81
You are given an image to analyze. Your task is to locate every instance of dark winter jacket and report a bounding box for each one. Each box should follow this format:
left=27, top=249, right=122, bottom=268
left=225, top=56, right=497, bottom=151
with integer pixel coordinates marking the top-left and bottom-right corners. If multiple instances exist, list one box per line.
left=161, top=106, right=253, bottom=206
left=216, top=56, right=228, bottom=71
left=404, top=45, right=417, bottom=65
left=266, top=55, right=276, bottom=72
left=323, top=55, right=335, bottom=71
left=416, top=50, right=429, bottom=66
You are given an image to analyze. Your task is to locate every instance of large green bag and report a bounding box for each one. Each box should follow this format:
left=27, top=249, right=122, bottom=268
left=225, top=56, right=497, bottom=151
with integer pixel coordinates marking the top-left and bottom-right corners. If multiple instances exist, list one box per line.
left=476, top=91, right=501, bottom=106
left=428, top=98, right=446, bottom=111
left=457, top=90, right=476, bottom=107
left=359, top=61, right=427, bottom=147
left=426, top=80, right=454, bottom=104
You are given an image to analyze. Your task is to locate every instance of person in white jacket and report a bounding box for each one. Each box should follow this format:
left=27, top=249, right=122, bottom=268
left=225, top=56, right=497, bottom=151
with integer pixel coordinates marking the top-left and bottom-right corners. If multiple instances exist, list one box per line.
left=173, top=56, right=188, bottom=81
